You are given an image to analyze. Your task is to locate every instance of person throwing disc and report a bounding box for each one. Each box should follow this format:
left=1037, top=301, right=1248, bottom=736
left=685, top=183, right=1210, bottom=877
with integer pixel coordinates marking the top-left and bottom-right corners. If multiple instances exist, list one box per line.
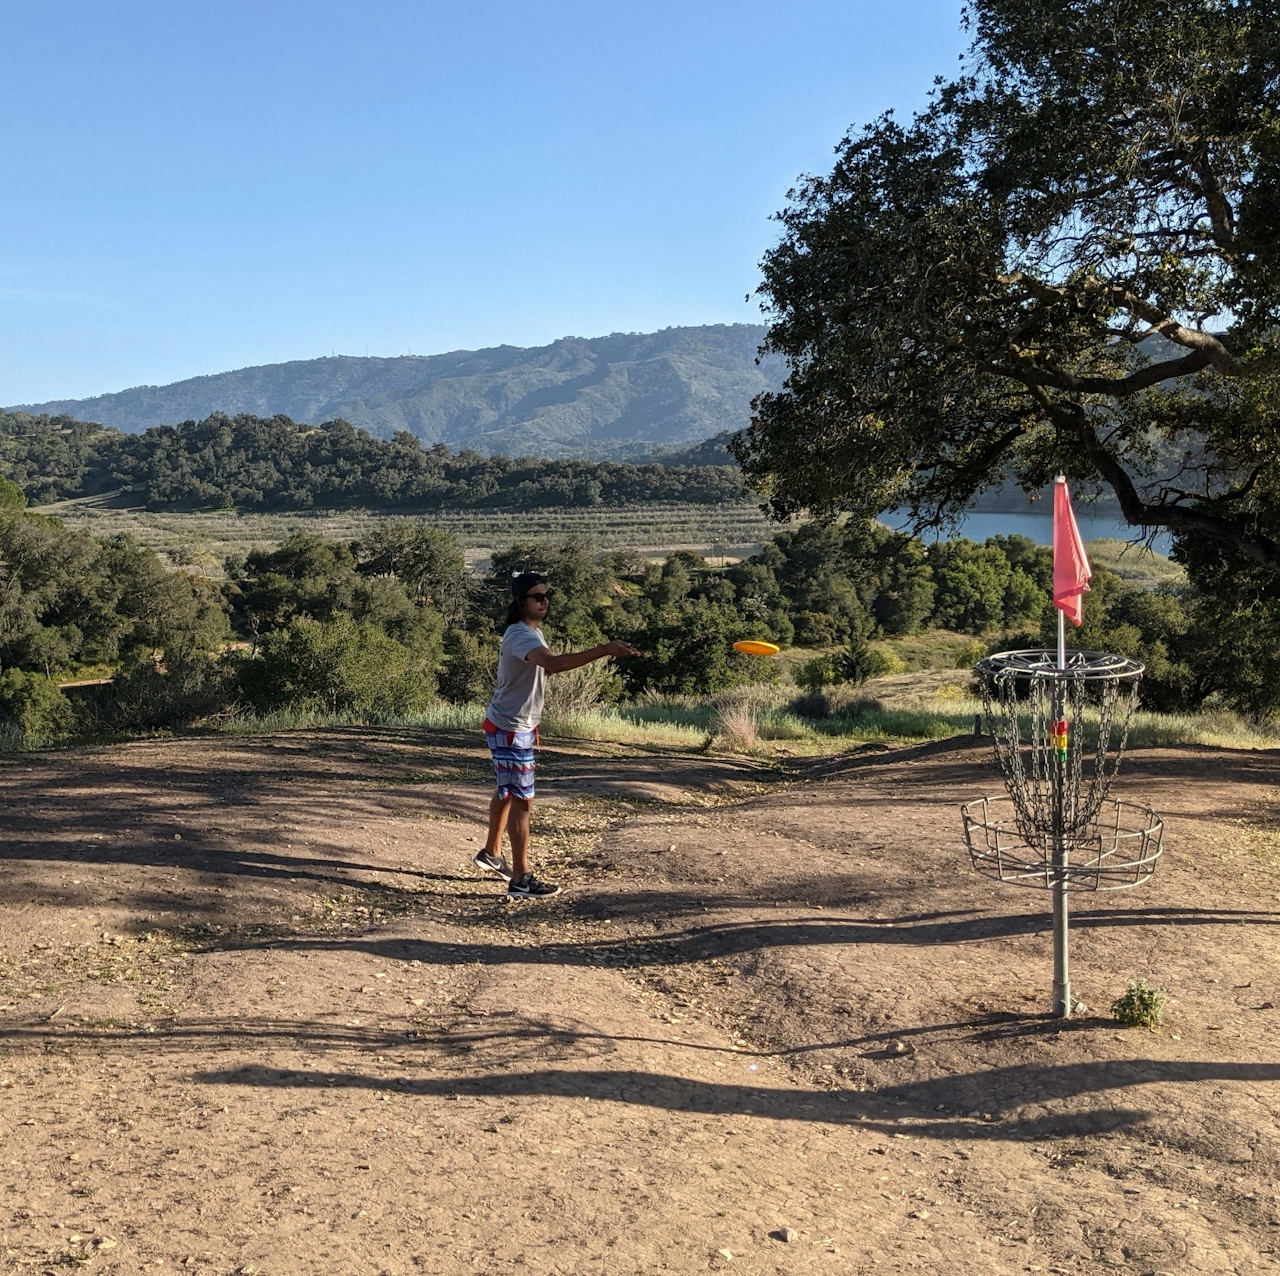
left=473, top=571, right=640, bottom=899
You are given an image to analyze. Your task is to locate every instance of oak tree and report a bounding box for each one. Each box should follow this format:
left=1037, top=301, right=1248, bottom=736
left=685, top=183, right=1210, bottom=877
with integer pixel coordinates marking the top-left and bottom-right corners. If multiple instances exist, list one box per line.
left=736, top=0, right=1280, bottom=597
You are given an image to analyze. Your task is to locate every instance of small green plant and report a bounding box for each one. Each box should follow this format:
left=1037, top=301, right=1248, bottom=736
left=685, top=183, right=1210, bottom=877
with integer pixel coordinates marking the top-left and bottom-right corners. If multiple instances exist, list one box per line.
left=953, top=638, right=988, bottom=670
left=1112, top=980, right=1167, bottom=1030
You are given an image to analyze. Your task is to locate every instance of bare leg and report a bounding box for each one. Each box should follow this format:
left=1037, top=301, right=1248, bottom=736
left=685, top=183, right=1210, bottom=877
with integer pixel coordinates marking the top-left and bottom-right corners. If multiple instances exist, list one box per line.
left=509, top=797, right=533, bottom=880
left=484, top=792, right=511, bottom=857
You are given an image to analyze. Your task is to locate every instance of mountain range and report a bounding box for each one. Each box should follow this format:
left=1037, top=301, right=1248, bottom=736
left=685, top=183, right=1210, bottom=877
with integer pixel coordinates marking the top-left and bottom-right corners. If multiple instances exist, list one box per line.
left=10, top=324, right=783, bottom=460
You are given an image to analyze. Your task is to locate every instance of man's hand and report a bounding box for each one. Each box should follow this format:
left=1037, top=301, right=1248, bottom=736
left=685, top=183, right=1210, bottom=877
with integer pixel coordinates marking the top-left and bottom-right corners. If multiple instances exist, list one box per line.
left=602, top=640, right=642, bottom=658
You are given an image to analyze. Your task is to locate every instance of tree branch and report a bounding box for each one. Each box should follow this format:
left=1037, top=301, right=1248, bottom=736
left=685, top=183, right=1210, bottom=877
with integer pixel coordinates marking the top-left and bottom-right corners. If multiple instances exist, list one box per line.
left=1030, top=394, right=1280, bottom=572
left=1009, top=349, right=1212, bottom=396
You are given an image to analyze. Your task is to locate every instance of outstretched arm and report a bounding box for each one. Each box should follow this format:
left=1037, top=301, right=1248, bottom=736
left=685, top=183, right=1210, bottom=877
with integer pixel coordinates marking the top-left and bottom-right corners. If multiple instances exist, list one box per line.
left=526, top=640, right=640, bottom=675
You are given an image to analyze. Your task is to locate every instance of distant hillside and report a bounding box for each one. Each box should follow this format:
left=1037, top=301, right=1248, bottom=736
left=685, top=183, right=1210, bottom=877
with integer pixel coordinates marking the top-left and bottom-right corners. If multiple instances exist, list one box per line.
left=10, top=325, right=782, bottom=460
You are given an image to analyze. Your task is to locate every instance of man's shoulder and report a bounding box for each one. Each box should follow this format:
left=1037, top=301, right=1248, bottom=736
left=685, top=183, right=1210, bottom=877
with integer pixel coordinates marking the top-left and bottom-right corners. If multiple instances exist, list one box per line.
left=502, top=623, right=548, bottom=654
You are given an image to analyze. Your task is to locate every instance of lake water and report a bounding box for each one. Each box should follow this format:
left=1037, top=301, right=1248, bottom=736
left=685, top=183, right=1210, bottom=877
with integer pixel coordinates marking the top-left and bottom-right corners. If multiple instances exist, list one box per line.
left=886, top=509, right=1173, bottom=555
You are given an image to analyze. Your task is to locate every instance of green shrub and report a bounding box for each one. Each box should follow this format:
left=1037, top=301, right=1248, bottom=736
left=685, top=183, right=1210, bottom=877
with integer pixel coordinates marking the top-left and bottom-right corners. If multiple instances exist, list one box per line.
left=954, top=638, right=988, bottom=670
left=83, top=653, right=239, bottom=731
left=624, top=602, right=778, bottom=696
left=0, top=475, right=25, bottom=513
left=240, top=615, right=436, bottom=715
left=841, top=636, right=898, bottom=685
left=0, top=668, right=75, bottom=746
left=438, top=629, right=498, bottom=705
left=789, top=689, right=832, bottom=719
left=795, top=653, right=842, bottom=692
left=1112, top=980, right=1167, bottom=1030
left=865, top=646, right=905, bottom=676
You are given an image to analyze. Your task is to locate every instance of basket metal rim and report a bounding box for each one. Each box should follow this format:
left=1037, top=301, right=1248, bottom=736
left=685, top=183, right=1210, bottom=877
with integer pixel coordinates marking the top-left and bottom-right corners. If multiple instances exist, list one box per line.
left=976, top=649, right=1145, bottom=681
left=961, top=792, right=1164, bottom=833
left=960, top=793, right=1164, bottom=891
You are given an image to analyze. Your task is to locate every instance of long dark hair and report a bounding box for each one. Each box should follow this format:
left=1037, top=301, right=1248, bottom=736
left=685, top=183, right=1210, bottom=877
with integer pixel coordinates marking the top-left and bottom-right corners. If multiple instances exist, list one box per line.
left=504, top=597, right=526, bottom=628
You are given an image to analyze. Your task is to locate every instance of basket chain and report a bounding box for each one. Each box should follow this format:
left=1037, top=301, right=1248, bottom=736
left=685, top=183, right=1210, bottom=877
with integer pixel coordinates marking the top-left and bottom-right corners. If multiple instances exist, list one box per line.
left=981, top=668, right=1140, bottom=854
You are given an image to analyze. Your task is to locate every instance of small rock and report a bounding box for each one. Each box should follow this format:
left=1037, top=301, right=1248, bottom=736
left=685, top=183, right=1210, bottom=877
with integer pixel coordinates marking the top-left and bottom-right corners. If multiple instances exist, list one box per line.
left=716, top=1249, right=733, bottom=1261
left=93, top=1238, right=117, bottom=1251
left=908, top=1209, right=930, bottom=1220
left=770, top=1227, right=799, bottom=1243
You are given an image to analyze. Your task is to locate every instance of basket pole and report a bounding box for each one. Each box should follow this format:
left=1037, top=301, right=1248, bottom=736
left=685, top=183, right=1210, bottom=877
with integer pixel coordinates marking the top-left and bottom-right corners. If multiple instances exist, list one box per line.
left=1052, top=609, right=1072, bottom=1017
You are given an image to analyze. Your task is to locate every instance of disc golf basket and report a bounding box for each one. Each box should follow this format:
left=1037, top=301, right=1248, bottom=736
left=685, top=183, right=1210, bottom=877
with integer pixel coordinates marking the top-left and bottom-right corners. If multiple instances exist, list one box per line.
left=962, top=649, right=1164, bottom=1017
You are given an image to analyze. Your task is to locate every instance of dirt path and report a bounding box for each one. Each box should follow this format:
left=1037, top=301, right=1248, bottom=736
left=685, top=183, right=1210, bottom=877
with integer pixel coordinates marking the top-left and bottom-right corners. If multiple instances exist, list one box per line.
left=1, top=727, right=1278, bottom=1274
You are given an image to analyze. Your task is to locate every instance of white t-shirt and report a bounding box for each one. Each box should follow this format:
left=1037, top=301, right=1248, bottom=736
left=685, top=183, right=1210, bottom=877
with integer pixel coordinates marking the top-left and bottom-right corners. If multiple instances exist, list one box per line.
left=484, top=623, right=549, bottom=731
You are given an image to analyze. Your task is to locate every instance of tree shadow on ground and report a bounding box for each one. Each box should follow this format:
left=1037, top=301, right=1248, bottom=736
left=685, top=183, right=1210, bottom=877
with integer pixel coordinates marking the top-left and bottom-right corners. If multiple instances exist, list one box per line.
left=188, top=1054, right=1280, bottom=1142
left=149, top=900, right=1280, bottom=972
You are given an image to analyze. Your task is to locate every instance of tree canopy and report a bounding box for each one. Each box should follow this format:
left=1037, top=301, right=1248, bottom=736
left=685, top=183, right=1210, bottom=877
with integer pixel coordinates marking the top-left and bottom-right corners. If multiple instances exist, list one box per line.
left=0, top=411, right=744, bottom=512
left=735, top=0, right=1280, bottom=595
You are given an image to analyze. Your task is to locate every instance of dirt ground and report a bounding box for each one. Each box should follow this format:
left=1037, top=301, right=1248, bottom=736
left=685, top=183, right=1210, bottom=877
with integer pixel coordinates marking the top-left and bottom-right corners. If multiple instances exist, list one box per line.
left=1, top=726, right=1279, bottom=1275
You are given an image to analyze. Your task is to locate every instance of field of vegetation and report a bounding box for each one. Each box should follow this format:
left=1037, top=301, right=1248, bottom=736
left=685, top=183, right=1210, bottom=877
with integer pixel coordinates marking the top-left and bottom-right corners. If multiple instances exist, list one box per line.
left=38, top=497, right=776, bottom=569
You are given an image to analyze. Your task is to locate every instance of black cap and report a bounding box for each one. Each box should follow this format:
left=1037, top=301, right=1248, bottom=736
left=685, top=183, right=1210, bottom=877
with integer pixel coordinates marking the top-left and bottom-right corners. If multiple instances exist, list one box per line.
left=510, top=571, right=547, bottom=600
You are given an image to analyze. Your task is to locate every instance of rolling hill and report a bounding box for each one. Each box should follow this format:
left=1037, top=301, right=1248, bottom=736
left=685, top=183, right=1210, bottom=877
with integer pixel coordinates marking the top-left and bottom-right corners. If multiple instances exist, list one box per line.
left=10, top=325, right=782, bottom=460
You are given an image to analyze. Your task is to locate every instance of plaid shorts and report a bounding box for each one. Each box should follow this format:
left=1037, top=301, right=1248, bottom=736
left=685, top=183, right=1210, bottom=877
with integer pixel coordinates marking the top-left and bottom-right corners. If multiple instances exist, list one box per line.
left=483, top=720, right=536, bottom=800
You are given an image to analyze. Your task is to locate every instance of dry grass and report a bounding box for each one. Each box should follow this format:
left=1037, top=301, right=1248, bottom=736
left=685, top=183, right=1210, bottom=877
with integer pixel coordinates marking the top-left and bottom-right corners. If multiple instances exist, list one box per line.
left=541, top=655, right=614, bottom=717
left=711, top=695, right=760, bottom=753
left=1085, top=537, right=1186, bottom=586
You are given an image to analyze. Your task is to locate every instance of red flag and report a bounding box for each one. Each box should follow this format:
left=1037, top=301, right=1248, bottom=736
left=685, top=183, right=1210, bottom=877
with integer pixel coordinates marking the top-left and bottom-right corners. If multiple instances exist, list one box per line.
left=1053, top=476, right=1092, bottom=626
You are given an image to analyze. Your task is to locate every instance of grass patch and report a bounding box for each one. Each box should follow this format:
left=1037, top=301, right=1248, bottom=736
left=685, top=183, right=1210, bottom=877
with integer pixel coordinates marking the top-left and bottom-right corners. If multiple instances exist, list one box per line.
left=1085, top=538, right=1185, bottom=587
left=1125, top=710, right=1280, bottom=751
left=873, top=630, right=988, bottom=672
left=131, top=671, right=1280, bottom=757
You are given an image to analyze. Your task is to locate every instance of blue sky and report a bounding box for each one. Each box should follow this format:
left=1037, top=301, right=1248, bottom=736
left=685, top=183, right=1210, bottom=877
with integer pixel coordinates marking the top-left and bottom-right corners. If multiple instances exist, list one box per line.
left=1, top=1, right=966, bottom=404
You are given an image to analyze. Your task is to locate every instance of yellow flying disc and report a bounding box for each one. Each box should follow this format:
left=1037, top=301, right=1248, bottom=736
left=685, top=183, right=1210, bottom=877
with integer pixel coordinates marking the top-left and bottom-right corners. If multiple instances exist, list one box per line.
left=733, top=639, right=781, bottom=657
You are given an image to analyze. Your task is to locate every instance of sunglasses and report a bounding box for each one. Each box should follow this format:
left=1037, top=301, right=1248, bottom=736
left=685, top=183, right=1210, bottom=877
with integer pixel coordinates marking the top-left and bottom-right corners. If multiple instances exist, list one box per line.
left=525, top=590, right=551, bottom=603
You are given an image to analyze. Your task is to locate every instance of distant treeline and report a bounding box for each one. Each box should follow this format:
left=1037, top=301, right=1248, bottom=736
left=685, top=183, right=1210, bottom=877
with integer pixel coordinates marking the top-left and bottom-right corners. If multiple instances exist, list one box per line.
left=0, top=410, right=745, bottom=512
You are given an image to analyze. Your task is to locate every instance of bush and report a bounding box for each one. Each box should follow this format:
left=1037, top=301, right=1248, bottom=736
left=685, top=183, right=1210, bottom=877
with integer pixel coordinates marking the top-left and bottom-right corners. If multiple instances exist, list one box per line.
left=953, top=638, right=988, bottom=670
left=624, top=602, right=777, bottom=696
left=438, top=629, right=498, bottom=705
left=0, top=475, right=25, bottom=512
left=240, top=615, right=436, bottom=715
left=795, top=653, right=842, bottom=692
left=927, top=540, right=1014, bottom=633
left=789, top=689, right=832, bottom=720
left=0, top=668, right=75, bottom=746
left=83, top=653, right=239, bottom=731
left=865, top=646, right=905, bottom=676
left=840, top=636, right=900, bottom=685
left=791, top=609, right=845, bottom=647
left=1112, top=980, right=1167, bottom=1030
left=543, top=652, right=620, bottom=717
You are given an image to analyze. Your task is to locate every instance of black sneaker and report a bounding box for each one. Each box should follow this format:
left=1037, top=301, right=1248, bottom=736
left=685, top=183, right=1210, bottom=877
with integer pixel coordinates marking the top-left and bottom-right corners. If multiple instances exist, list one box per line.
left=472, top=851, right=513, bottom=881
left=507, top=873, right=561, bottom=899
